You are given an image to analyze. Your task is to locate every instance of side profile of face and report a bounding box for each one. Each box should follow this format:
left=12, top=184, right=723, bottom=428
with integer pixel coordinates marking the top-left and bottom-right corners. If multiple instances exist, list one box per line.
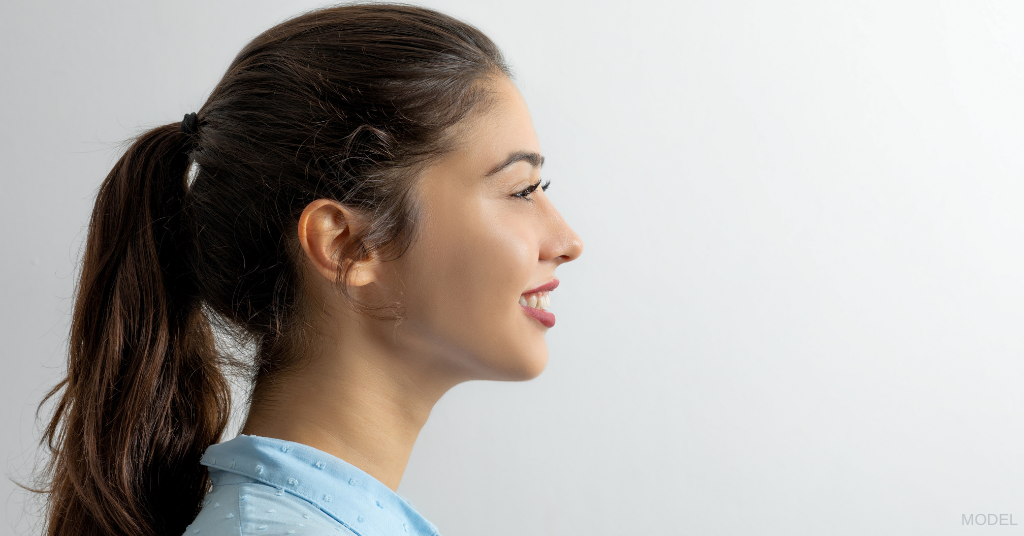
left=371, top=75, right=584, bottom=382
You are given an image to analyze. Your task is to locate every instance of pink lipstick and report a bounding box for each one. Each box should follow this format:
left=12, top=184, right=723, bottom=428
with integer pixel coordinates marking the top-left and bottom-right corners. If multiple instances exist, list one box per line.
left=522, top=278, right=559, bottom=295
left=520, top=303, right=555, bottom=328
left=520, top=278, right=558, bottom=328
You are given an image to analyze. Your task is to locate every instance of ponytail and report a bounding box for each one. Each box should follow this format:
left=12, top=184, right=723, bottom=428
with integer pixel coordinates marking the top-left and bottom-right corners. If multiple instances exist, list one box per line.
left=39, top=123, right=231, bottom=536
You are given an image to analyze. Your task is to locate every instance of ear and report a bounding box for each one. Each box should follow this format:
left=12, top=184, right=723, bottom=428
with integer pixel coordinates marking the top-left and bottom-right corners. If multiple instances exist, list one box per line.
left=296, top=199, right=379, bottom=287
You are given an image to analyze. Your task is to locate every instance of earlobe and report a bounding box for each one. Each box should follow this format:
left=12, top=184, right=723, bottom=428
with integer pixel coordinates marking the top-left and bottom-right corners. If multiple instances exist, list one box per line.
left=344, top=257, right=378, bottom=287
left=296, top=199, right=378, bottom=287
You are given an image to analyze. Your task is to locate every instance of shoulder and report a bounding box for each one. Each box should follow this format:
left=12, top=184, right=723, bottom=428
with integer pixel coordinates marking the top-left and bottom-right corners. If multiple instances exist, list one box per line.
left=184, top=479, right=357, bottom=536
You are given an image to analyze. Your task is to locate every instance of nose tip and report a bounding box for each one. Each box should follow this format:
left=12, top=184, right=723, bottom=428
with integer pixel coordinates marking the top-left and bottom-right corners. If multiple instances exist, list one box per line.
left=541, top=195, right=583, bottom=264
left=547, top=218, right=583, bottom=265
left=560, top=230, right=583, bottom=263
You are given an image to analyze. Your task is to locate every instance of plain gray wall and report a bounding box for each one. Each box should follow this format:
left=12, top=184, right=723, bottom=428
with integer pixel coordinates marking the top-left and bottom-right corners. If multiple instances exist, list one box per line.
left=3, top=1, right=1024, bottom=535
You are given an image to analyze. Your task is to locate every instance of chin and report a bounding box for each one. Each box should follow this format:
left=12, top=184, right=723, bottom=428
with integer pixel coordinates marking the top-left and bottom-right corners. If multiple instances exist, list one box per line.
left=492, top=345, right=549, bottom=382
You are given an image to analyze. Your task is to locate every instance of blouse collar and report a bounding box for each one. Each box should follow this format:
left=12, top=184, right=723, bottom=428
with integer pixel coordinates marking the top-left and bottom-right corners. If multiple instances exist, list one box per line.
left=202, top=434, right=440, bottom=536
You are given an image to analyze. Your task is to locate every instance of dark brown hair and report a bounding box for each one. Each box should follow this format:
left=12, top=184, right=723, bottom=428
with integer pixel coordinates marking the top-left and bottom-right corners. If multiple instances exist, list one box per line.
left=36, top=4, right=509, bottom=536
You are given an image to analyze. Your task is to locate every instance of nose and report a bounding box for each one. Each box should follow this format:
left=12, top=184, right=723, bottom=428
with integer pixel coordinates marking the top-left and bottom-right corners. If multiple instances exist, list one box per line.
left=539, top=201, right=584, bottom=264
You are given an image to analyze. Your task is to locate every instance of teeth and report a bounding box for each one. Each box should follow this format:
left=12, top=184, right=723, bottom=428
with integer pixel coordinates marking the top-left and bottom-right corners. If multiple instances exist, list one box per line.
left=520, top=291, right=551, bottom=311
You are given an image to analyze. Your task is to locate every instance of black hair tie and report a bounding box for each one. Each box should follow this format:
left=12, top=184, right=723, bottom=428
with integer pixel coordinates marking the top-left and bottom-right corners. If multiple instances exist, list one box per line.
left=181, top=112, right=199, bottom=136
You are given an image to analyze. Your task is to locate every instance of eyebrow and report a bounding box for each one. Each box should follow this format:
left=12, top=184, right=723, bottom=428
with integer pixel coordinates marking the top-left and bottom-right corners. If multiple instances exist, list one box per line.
left=485, top=151, right=545, bottom=177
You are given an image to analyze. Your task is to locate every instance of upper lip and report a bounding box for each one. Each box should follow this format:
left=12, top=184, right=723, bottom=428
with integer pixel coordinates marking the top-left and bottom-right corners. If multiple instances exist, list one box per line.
left=522, top=278, right=559, bottom=295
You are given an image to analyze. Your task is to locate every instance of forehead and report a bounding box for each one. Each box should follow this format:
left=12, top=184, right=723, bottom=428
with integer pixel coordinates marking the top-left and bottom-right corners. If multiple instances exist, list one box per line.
left=439, top=76, right=541, bottom=177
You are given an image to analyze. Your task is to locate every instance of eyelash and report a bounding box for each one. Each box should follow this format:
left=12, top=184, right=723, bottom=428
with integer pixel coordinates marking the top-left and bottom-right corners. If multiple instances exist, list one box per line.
left=513, top=179, right=551, bottom=200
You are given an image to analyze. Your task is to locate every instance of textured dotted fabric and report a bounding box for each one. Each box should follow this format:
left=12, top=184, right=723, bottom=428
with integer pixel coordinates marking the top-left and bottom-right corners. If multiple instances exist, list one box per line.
left=183, top=435, right=441, bottom=536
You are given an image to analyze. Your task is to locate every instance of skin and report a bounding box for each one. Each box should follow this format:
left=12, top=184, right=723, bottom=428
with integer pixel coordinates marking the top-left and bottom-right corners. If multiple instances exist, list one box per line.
left=240, top=75, right=583, bottom=492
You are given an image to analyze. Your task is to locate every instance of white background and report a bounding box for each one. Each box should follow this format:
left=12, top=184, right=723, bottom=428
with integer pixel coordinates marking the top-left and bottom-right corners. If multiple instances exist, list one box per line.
left=2, top=1, right=1023, bottom=535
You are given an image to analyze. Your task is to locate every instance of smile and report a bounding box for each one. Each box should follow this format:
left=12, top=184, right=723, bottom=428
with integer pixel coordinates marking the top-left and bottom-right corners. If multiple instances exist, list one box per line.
left=519, top=279, right=558, bottom=328
left=518, top=291, right=550, bottom=311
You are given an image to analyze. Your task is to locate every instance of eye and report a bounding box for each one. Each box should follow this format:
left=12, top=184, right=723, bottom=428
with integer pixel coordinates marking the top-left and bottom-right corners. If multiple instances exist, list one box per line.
left=513, top=180, right=551, bottom=200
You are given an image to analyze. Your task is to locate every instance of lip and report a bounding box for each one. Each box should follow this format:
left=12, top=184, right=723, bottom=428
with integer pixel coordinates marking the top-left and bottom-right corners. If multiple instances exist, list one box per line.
left=520, top=304, right=556, bottom=328
left=522, top=278, right=559, bottom=295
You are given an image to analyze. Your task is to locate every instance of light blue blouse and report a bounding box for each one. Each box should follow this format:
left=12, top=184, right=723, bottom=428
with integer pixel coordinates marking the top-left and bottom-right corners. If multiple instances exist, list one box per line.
left=182, top=435, right=441, bottom=536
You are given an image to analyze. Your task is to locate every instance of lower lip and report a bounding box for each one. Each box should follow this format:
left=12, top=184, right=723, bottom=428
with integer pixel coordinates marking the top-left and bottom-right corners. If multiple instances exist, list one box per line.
left=520, top=304, right=556, bottom=328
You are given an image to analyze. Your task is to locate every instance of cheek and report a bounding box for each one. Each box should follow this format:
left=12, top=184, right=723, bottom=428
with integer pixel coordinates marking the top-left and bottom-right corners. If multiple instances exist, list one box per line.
left=423, top=198, right=532, bottom=329
left=396, top=196, right=544, bottom=377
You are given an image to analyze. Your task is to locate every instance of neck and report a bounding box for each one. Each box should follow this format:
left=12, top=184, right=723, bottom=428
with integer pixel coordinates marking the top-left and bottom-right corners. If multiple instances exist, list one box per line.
left=240, top=323, right=460, bottom=492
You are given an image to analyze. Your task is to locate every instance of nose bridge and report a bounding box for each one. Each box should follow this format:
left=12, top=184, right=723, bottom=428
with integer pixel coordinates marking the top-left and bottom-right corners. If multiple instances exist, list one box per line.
left=539, top=198, right=583, bottom=262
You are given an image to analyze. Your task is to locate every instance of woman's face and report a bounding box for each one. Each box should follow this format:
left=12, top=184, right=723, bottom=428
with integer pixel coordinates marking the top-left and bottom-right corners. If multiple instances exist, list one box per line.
left=380, top=76, right=583, bottom=382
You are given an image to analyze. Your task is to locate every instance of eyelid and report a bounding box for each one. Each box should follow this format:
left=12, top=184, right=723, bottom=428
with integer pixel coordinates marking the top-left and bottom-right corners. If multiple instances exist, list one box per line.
left=513, top=179, right=551, bottom=200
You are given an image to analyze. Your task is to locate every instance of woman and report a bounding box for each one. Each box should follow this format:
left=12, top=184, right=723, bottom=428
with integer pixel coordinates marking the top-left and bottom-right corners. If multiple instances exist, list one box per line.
left=36, top=4, right=583, bottom=536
